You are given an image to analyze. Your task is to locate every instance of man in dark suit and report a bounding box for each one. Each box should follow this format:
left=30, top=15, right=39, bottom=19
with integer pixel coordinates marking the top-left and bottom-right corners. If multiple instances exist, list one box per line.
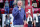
left=34, top=12, right=40, bottom=27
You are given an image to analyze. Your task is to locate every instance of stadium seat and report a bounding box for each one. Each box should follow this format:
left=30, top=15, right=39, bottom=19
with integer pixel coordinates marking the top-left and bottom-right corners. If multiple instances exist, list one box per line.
left=1, top=8, right=5, bottom=14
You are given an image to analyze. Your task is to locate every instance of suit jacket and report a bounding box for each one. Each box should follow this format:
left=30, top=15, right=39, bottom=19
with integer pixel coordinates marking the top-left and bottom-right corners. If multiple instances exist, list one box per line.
left=12, top=6, right=26, bottom=25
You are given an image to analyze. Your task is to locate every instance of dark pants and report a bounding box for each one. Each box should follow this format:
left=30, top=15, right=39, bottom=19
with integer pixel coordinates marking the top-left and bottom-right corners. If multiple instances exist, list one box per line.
left=10, top=1, right=14, bottom=8
left=5, top=8, right=9, bottom=14
left=28, top=21, right=32, bottom=27
left=36, top=23, right=39, bottom=27
left=39, top=22, right=40, bottom=27
left=6, top=23, right=10, bottom=27
left=28, top=24, right=33, bottom=27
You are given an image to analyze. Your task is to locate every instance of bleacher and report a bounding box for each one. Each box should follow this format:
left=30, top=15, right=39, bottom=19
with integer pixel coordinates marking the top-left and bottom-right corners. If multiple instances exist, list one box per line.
left=32, top=0, right=40, bottom=8
left=0, top=0, right=14, bottom=14
left=0, top=0, right=40, bottom=14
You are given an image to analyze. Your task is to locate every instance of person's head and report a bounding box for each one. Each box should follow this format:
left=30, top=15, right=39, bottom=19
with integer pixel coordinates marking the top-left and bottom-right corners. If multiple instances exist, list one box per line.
left=17, top=0, right=22, bottom=7
left=28, top=13, right=31, bottom=17
left=37, top=11, right=39, bottom=16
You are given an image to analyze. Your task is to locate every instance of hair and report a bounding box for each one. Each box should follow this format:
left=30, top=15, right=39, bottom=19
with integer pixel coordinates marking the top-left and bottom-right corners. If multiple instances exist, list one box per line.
left=29, top=13, right=31, bottom=15
left=17, top=0, right=22, bottom=4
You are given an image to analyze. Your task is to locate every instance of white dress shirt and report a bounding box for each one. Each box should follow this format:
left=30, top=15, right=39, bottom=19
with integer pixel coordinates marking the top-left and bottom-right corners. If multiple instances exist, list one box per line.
left=35, top=16, right=38, bottom=23
left=27, top=16, right=32, bottom=24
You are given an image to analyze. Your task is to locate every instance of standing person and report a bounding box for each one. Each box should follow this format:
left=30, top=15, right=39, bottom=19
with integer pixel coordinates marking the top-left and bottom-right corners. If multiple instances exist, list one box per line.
left=5, top=14, right=11, bottom=27
left=9, top=0, right=14, bottom=8
left=5, top=0, right=9, bottom=14
left=34, top=12, right=40, bottom=27
left=12, top=0, right=26, bottom=27
left=27, top=14, right=33, bottom=27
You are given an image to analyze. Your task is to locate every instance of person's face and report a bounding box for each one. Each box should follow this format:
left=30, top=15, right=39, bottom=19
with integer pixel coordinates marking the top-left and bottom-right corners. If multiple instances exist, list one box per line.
left=28, top=14, right=31, bottom=17
left=17, top=1, right=22, bottom=7
left=37, top=13, right=39, bottom=16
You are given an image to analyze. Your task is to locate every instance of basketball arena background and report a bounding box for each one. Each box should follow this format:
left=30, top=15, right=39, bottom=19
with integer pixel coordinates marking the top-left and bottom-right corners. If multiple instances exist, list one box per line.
left=0, top=0, right=40, bottom=27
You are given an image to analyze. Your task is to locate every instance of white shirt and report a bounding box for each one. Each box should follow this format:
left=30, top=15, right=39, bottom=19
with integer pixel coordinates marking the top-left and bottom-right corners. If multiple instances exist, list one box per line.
left=27, top=16, right=32, bottom=24
left=35, top=16, right=38, bottom=23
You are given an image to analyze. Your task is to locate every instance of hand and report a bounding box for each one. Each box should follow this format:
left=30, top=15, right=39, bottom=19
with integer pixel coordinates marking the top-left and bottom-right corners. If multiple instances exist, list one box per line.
left=24, top=21, right=27, bottom=25
left=32, top=22, right=33, bottom=24
left=34, top=20, right=36, bottom=26
left=19, top=6, right=21, bottom=10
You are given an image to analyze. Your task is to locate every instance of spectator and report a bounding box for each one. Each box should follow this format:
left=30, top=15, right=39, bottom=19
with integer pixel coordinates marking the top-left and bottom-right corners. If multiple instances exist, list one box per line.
left=5, top=14, right=11, bottom=27
left=5, top=0, right=9, bottom=14
left=9, top=0, right=14, bottom=8
left=39, top=0, right=40, bottom=8
left=27, top=14, right=33, bottom=27
left=34, top=12, right=40, bottom=27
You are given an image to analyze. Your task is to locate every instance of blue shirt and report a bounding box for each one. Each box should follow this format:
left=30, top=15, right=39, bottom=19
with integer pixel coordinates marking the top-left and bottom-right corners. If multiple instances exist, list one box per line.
left=12, top=6, right=26, bottom=25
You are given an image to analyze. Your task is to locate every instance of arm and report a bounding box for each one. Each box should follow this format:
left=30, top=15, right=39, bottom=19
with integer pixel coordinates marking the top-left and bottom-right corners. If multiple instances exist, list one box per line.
left=27, top=18, right=29, bottom=24
left=30, top=17, right=33, bottom=24
left=24, top=10, right=27, bottom=25
left=24, top=11, right=26, bottom=21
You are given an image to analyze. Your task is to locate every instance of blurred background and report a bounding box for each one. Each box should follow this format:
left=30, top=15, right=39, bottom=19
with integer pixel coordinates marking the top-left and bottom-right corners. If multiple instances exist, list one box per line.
left=0, top=0, right=40, bottom=14
left=0, top=0, right=25, bottom=14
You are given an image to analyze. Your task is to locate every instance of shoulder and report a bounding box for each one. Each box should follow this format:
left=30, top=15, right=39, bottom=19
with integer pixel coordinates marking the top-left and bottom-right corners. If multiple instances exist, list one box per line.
left=13, top=7, right=18, bottom=11
left=21, top=8, right=25, bottom=11
left=13, top=7, right=17, bottom=9
left=22, top=8, right=24, bottom=10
